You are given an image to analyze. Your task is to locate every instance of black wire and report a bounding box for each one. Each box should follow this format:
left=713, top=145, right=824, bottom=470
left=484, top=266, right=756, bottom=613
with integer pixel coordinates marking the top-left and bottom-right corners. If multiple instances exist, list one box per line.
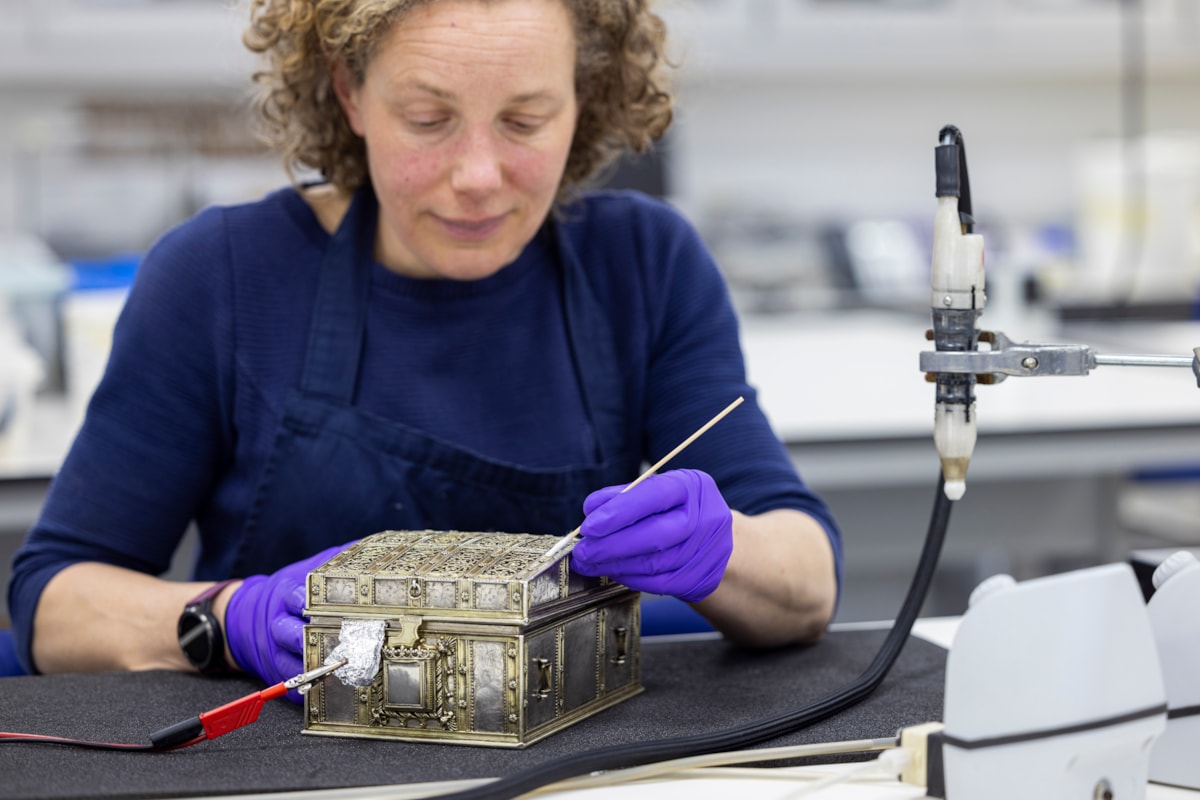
left=937, top=125, right=973, bottom=233
left=425, top=475, right=955, bottom=800
left=0, top=736, right=159, bottom=751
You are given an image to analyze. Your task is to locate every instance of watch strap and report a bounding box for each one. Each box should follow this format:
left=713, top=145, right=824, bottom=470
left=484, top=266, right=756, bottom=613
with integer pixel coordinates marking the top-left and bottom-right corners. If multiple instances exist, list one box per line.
left=186, top=579, right=238, bottom=609
left=179, top=579, right=238, bottom=674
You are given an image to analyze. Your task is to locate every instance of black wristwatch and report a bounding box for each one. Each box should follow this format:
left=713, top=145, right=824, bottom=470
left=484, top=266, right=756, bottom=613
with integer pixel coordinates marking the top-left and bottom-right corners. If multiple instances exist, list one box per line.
left=178, top=580, right=237, bottom=674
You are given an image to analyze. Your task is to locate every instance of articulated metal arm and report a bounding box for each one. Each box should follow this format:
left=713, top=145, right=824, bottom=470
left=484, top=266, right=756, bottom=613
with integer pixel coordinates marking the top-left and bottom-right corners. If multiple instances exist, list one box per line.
left=920, top=332, right=1200, bottom=386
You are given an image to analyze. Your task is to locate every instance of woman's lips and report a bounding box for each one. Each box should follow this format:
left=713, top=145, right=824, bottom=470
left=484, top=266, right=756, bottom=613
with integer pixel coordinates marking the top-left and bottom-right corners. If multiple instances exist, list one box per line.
left=437, top=213, right=508, bottom=242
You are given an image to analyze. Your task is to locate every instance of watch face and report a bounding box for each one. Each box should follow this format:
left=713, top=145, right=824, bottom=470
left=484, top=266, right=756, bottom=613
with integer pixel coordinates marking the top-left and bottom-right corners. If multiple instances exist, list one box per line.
left=178, top=607, right=216, bottom=670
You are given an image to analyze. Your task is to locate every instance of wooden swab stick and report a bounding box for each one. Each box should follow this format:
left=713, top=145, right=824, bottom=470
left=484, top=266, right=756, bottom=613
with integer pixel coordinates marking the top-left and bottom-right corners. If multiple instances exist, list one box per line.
left=541, top=395, right=745, bottom=564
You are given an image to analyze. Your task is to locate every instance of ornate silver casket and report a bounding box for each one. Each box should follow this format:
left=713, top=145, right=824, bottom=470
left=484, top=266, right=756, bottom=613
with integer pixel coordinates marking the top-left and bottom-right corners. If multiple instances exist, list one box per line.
left=302, top=530, right=642, bottom=747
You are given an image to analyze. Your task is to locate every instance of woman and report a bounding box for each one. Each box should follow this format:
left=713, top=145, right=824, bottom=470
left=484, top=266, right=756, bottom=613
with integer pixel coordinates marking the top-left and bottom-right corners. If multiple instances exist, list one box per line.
left=8, top=0, right=841, bottom=691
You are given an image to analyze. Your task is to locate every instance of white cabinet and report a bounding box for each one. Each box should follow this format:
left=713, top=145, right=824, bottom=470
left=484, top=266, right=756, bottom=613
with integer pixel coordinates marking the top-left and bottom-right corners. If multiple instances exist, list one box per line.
left=0, top=0, right=253, bottom=95
left=659, top=0, right=1200, bottom=82
left=0, top=0, right=1196, bottom=93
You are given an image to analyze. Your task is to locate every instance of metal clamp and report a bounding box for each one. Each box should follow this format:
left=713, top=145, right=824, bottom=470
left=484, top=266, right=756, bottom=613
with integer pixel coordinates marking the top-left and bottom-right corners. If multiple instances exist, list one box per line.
left=921, top=330, right=1200, bottom=386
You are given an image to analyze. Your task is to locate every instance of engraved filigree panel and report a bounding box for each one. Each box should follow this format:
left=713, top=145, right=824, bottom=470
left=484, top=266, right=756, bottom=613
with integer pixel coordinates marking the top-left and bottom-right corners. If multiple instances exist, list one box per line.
left=373, top=578, right=407, bottom=607
left=324, top=577, right=357, bottom=604
left=387, top=550, right=441, bottom=575
left=315, top=531, right=564, bottom=591
left=475, top=582, right=510, bottom=611
left=530, top=563, right=562, bottom=608
left=332, top=540, right=399, bottom=573
left=426, top=580, right=458, bottom=608
left=488, top=554, right=537, bottom=578
left=471, top=640, right=508, bottom=733
left=432, top=551, right=488, bottom=576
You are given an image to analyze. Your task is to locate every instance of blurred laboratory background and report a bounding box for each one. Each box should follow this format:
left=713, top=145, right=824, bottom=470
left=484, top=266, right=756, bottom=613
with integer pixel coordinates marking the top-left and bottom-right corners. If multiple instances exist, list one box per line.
left=2, top=0, right=1199, bottom=629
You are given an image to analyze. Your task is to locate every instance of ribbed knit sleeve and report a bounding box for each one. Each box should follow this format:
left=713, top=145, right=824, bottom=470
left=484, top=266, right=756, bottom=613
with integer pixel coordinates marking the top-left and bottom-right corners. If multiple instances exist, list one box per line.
left=561, top=192, right=843, bottom=592
left=7, top=206, right=235, bottom=673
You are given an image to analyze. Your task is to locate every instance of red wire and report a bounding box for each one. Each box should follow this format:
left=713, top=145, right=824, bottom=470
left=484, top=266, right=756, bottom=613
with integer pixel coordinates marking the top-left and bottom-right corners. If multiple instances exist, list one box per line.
left=0, top=731, right=157, bottom=750
left=0, top=680, right=290, bottom=751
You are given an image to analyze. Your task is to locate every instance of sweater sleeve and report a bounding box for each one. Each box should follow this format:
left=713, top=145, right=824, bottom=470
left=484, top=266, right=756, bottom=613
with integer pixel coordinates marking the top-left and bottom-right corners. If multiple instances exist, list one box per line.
left=7, top=207, right=235, bottom=674
left=622, top=195, right=844, bottom=593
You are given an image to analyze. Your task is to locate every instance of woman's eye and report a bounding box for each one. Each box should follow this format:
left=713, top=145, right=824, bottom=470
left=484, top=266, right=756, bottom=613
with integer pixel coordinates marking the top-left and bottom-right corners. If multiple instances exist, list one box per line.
left=407, top=116, right=448, bottom=131
left=505, top=116, right=543, bottom=133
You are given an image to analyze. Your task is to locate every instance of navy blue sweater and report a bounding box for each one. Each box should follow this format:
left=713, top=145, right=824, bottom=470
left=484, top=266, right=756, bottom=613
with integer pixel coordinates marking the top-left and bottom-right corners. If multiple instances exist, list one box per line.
left=9, top=188, right=841, bottom=672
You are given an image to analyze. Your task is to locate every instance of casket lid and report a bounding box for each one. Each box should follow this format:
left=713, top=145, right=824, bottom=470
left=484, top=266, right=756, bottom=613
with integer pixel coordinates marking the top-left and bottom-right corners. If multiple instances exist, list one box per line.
left=305, top=529, right=623, bottom=622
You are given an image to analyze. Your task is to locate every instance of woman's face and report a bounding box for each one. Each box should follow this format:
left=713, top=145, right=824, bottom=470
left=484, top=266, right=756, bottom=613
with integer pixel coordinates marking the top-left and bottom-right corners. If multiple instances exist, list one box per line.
left=334, top=0, right=578, bottom=280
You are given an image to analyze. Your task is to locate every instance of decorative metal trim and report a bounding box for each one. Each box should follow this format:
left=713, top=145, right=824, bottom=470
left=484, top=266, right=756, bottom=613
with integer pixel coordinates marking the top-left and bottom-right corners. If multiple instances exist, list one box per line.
left=368, top=637, right=459, bottom=732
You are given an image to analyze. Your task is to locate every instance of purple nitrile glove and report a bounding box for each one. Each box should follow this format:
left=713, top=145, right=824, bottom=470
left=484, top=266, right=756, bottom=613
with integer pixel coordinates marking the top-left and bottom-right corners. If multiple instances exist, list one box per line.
left=225, top=542, right=352, bottom=703
left=572, top=469, right=734, bottom=603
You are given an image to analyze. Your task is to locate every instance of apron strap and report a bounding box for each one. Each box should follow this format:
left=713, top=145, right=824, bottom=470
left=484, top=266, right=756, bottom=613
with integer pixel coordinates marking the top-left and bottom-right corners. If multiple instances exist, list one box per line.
left=300, top=184, right=376, bottom=402
left=552, top=218, right=627, bottom=463
left=299, top=185, right=626, bottom=457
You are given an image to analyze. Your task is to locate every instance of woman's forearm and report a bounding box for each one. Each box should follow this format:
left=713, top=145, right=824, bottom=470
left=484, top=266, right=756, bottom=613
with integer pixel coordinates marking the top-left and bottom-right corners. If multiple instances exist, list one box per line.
left=31, top=562, right=238, bottom=674
left=694, top=508, right=837, bottom=647
left=29, top=513, right=833, bottom=672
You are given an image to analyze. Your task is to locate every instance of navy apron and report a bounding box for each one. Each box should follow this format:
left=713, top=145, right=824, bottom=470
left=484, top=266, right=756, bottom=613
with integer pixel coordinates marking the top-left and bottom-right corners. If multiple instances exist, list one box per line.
left=230, top=185, right=635, bottom=576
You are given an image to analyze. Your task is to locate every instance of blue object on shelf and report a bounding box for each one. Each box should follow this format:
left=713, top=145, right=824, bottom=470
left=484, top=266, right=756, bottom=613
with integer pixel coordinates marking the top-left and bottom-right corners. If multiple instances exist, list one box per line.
left=1131, top=464, right=1200, bottom=482
left=69, top=253, right=142, bottom=292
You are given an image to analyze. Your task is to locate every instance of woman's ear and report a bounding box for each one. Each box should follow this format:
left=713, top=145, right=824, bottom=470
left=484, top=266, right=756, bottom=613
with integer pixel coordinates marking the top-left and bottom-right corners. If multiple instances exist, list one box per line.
left=331, top=61, right=365, bottom=137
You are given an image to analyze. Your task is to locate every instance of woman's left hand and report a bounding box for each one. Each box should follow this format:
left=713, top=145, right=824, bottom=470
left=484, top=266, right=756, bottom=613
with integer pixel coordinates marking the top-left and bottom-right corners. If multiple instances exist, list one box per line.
left=571, top=469, right=733, bottom=603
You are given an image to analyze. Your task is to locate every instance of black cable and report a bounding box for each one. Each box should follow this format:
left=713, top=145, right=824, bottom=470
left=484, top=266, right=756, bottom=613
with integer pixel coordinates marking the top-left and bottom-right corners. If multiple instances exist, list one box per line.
left=936, top=125, right=973, bottom=233
left=0, top=735, right=161, bottom=751
left=426, top=475, right=955, bottom=800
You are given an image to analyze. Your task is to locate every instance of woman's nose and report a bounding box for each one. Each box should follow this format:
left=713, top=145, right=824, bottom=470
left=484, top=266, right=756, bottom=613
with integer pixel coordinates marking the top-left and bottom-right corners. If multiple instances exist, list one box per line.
left=450, top=129, right=503, bottom=197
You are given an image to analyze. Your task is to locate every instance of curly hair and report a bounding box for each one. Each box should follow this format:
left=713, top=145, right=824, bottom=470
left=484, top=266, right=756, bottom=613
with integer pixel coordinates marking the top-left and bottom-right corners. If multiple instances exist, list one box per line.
left=242, top=0, right=673, bottom=197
